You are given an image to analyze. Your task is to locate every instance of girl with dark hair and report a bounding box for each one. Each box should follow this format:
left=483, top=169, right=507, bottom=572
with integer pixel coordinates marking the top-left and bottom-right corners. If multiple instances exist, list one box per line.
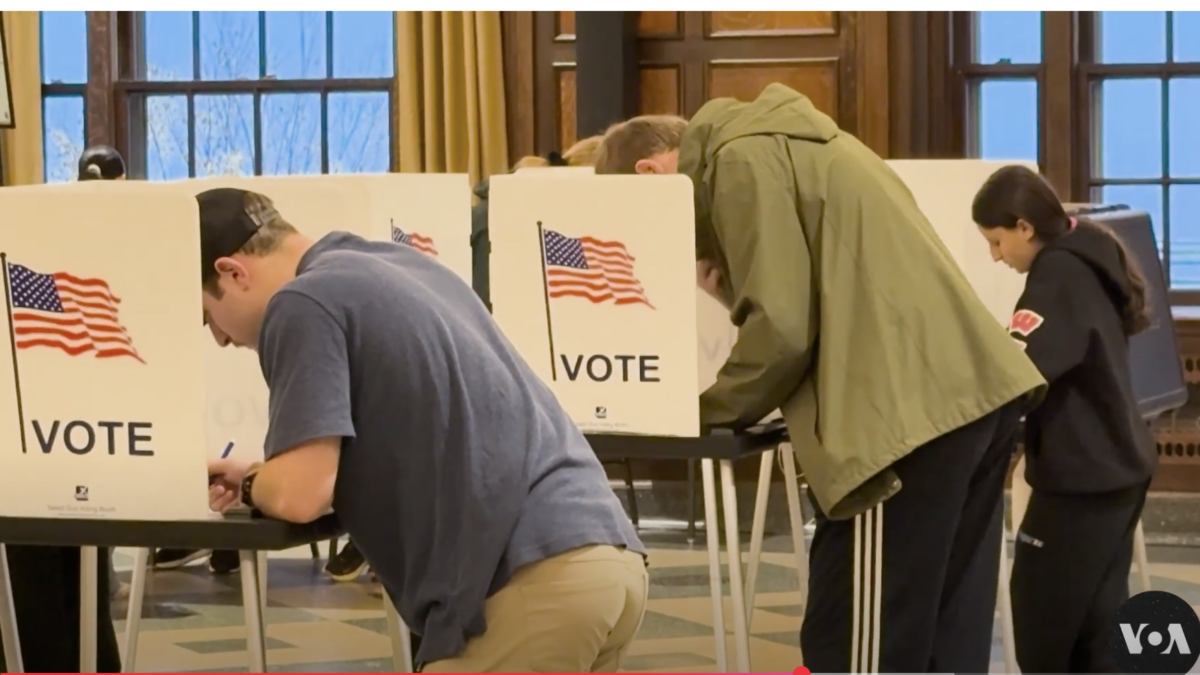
left=77, top=145, right=127, bottom=181
left=973, top=165, right=1158, bottom=673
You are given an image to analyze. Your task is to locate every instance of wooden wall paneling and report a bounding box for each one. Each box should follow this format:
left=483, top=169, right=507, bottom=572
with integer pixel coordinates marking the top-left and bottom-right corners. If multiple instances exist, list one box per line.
left=557, top=66, right=577, bottom=149
left=836, top=12, right=859, bottom=139
left=707, top=11, right=837, bottom=37
left=706, top=59, right=840, bottom=120
left=558, top=11, right=681, bottom=39
left=639, top=66, right=681, bottom=115
left=638, top=12, right=681, bottom=38
left=502, top=12, right=537, bottom=164
left=555, top=63, right=684, bottom=149
left=639, top=11, right=849, bottom=123
left=887, top=12, right=917, bottom=158
left=855, top=11, right=889, bottom=156
left=534, top=12, right=576, bottom=157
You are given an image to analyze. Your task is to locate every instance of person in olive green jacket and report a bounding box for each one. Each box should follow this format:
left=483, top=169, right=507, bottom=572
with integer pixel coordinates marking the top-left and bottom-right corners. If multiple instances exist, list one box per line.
left=595, top=84, right=1046, bottom=674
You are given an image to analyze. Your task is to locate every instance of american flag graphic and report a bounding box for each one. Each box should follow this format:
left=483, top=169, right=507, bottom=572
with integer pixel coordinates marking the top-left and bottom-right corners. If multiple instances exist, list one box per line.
left=5, top=262, right=144, bottom=362
left=391, top=221, right=438, bottom=256
left=542, top=229, right=653, bottom=308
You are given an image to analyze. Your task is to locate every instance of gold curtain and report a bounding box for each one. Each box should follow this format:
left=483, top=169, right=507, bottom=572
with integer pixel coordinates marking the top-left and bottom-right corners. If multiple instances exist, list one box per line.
left=0, top=11, right=43, bottom=186
left=394, top=12, right=509, bottom=187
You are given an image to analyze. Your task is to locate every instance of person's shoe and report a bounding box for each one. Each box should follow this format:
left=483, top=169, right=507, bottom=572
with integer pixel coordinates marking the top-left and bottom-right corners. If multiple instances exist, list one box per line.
left=209, top=549, right=241, bottom=575
left=153, top=549, right=211, bottom=570
left=325, top=541, right=368, bottom=582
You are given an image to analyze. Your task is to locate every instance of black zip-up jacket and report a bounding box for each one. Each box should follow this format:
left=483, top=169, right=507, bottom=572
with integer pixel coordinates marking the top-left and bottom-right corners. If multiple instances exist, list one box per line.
left=1014, top=220, right=1157, bottom=494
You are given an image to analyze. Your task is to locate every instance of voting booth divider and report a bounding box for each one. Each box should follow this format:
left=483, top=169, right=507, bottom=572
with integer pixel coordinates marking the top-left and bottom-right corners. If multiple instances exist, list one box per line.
left=0, top=185, right=211, bottom=520
left=486, top=161, right=1049, bottom=672
left=0, top=176, right=461, bottom=673
left=177, top=173, right=471, bottom=466
left=3, top=160, right=1160, bottom=672
left=488, top=171, right=803, bottom=673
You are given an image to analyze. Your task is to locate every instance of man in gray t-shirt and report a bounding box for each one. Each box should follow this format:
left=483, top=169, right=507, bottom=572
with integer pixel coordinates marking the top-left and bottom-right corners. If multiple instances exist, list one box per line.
left=198, top=188, right=648, bottom=671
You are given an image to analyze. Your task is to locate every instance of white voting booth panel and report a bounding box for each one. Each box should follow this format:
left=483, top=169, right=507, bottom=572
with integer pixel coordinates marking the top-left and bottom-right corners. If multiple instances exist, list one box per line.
left=488, top=173, right=700, bottom=438
left=887, top=159, right=1036, bottom=325
left=177, top=176, right=373, bottom=463
left=179, top=174, right=472, bottom=463
left=0, top=185, right=210, bottom=520
left=264, top=173, right=473, bottom=285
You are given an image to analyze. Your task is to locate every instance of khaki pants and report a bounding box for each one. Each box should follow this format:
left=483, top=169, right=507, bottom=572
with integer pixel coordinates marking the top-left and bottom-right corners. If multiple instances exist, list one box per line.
left=423, top=545, right=648, bottom=673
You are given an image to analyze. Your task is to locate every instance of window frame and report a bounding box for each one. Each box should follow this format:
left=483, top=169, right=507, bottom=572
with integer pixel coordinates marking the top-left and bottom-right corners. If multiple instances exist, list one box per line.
left=1078, top=11, right=1200, bottom=305
left=115, top=11, right=397, bottom=180
left=39, top=11, right=89, bottom=183
left=954, top=11, right=1044, bottom=167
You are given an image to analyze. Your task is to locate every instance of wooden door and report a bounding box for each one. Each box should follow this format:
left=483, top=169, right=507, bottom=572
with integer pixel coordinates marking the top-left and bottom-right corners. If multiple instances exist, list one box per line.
left=504, top=11, right=890, bottom=163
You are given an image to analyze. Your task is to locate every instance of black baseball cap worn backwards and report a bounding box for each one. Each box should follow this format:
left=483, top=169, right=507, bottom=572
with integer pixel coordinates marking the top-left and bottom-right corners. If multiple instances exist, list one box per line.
left=196, top=188, right=265, bottom=284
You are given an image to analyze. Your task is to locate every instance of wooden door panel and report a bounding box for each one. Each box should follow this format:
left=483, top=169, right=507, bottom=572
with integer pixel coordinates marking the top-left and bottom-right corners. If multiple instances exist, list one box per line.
left=558, top=11, right=681, bottom=38
left=639, top=66, right=681, bottom=116
left=557, top=68, right=577, bottom=151
left=557, top=66, right=684, bottom=149
left=708, top=59, right=838, bottom=119
left=707, top=11, right=837, bottom=37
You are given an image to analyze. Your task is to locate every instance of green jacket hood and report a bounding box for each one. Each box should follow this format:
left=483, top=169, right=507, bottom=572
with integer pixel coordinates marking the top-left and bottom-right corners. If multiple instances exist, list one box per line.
left=680, top=83, right=840, bottom=184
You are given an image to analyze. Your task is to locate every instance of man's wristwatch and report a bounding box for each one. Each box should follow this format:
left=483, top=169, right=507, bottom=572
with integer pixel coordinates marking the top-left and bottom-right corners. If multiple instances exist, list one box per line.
left=240, top=469, right=260, bottom=509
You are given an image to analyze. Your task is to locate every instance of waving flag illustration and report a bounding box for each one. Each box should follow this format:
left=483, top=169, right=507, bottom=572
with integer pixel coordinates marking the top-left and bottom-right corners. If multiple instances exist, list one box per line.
left=540, top=228, right=653, bottom=308
left=2, top=257, right=143, bottom=363
left=391, top=220, right=438, bottom=257
left=536, top=223, right=653, bottom=381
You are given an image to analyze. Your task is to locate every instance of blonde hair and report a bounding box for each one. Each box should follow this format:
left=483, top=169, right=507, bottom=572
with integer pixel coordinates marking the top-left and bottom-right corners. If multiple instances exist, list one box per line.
left=511, top=135, right=603, bottom=170
left=594, top=115, right=688, bottom=174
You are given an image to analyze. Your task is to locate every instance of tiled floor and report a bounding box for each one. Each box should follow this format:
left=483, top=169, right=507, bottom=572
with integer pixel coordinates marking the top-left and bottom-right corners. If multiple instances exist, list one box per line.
left=110, top=532, right=1200, bottom=673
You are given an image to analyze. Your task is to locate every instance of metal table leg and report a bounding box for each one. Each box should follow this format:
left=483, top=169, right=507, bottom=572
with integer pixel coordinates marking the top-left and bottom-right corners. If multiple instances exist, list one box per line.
left=780, top=445, right=810, bottom=601
left=123, top=547, right=152, bottom=673
left=719, top=460, right=752, bottom=673
left=238, top=551, right=268, bottom=673
left=0, top=544, right=24, bottom=673
left=257, top=551, right=269, bottom=616
left=997, top=525, right=1018, bottom=674
left=687, top=459, right=698, bottom=544
left=1134, top=520, right=1152, bottom=592
left=383, top=592, right=413, bottom=673
left=700, top=459, right=728, bottom=673
left=80, top=546, right=99, bottom=674
left=743, top=449, right=775, bottom=629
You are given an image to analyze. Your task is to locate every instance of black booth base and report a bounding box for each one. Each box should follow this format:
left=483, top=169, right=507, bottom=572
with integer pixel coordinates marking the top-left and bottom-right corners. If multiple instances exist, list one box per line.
left=0, top=514, right=341, bottom=550
left=585, top=422, right=788, bottom=461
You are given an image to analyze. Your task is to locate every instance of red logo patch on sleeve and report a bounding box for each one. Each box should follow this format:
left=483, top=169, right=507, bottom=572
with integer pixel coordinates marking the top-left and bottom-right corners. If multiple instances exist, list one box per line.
left=1009, top=309, right=1045, bottom=337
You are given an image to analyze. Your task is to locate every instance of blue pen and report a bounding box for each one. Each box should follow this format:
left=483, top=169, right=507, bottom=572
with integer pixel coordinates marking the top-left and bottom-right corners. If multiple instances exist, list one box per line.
left=210, top=440, right=237, bottom=486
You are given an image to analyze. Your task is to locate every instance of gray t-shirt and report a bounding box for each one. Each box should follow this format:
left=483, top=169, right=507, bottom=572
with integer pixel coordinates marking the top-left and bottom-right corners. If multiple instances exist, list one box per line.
left=257, top=232, right=644, bottom=664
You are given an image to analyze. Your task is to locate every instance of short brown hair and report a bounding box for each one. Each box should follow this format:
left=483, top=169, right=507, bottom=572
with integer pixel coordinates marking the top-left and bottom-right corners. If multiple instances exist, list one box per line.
left=594, top=115, right=688, bottom=174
